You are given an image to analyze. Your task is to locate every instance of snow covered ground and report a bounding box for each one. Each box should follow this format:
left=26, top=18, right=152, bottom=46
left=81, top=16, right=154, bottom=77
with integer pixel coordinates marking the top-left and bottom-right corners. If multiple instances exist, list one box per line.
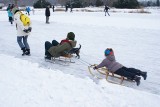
left=0, top=8, right=160, bottom=107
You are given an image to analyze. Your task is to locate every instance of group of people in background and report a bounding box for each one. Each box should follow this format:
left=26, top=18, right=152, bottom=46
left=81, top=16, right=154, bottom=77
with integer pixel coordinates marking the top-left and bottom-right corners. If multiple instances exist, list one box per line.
left=45, top=4, right=109, bottom=24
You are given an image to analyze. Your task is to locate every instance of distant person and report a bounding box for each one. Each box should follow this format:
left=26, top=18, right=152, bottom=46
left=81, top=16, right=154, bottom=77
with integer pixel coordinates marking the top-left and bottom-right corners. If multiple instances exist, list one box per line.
left=7, top=4, right=11, bottom=21
left=65, top=5, right=68, bottom=12
left=104, top=5, right=110, bottom=16
left=94, top=48, right=147, bottom=86
left=52, top=5, right=55, bottom=12
left=12, top=7, right=32, bottom=56
left=44, top=32, right=77, bottom=60
left=26, top=6, right=31, bottom=15
left=7, top=8, right=13, bottom=24
left=45, top=5, right=50, bottom=24
left=70, top=4, right=73, bottom=12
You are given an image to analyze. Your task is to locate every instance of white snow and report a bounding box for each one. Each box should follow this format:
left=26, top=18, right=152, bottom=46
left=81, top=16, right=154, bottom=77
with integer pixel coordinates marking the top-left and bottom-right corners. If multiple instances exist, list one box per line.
left=0, top=8, right=160, bottom=107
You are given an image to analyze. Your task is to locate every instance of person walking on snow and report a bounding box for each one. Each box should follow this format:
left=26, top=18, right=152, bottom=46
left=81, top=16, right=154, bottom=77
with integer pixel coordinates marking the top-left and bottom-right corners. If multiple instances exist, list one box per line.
left=94, top=48, right=147, bottom=86
left=26, top=6, right=31, bottom=15
left=52, top=5, right=55, bottom=12
left=7, top=8, right=13, bottom=24
left=104, top=5, right=110, bottom=16
left=12, top=7, right=32, bottom=56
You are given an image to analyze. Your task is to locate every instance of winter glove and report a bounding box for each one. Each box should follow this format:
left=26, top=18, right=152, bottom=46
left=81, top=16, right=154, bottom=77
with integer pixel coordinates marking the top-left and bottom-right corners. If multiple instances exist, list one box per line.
left=93, top=66, right=98, bottom=70
left=23, top=29, right=28, bottom=33
left=28, top=27, right=32, bottom=32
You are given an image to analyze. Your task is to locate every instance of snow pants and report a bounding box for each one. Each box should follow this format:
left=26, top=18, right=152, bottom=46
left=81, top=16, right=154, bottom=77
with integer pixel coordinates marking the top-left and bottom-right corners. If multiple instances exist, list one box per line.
left=115, top=67, right=142, bottom=80
left=45, top=40, right=59, bottom=56
left=9, top=17, right=13, bottom=24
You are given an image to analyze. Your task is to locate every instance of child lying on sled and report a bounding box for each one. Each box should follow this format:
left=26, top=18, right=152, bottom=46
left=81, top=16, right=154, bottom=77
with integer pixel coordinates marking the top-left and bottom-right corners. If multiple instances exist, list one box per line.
left=44, top=32, right=77, bottom=60
left=93, top=48, right=147, bottom=86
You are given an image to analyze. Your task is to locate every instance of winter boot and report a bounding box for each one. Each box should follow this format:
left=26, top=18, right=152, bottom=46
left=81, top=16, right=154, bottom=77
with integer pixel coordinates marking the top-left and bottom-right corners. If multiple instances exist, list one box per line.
left=21, top=47, right=26, bottom=56
left=25, top=49, right=30, bottom=56
left=134, top=76, right=141, bottom=86
left=141, top=72, right=147, bottom=80
left=44, top=55, right=51, bottom=60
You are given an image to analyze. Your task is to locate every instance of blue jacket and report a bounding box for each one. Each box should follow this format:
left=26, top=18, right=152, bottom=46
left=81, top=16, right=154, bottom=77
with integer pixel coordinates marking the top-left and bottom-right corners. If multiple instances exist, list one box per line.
left=7, top=10, right=13, bottom=17
left=26, top=7, right=31, bottom=12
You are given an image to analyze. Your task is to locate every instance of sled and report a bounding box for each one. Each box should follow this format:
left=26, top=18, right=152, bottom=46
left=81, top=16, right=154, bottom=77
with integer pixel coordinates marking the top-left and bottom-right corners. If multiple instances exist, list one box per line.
left=88, top=64, right=135, bottom=85
left=52, top=54, right=75, bottom=63
left=45, top=53, right=75, bottom=65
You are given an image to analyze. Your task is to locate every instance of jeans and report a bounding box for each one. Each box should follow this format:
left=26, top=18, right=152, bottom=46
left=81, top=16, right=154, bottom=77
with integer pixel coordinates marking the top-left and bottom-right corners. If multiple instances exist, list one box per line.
left=17, top=36, right=30, bottom=49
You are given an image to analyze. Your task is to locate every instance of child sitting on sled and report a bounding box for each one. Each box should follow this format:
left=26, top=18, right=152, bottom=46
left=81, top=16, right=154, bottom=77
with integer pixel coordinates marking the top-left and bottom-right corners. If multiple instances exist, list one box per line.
left=44, top=32, right=77, bottom=60
left=93, top=48, right=147, bottom=86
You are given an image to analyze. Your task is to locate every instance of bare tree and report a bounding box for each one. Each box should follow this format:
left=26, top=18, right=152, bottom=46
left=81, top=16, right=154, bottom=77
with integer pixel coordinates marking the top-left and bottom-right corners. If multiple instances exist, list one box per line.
left=103, top=0, right=118, bottom=6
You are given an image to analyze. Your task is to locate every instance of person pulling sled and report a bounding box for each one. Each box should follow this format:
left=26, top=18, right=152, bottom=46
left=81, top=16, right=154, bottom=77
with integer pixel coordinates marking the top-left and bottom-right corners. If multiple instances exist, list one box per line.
left=12, top=7, right=32, bottom=56
left=93, top=48, right=147, bottom=86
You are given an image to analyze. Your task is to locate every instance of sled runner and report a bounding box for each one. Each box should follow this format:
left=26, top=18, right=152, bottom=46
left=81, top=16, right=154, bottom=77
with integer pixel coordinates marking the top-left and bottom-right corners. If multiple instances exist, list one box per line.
left=88, top=64, right=135, bottom=85
left=45, top=53, right=75, bottom=65
left=52, top=54, right=75, bottom=63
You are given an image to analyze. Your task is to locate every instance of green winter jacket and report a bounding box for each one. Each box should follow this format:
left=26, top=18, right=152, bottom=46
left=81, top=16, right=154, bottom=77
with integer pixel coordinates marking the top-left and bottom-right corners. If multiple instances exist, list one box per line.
left=48, top=40, right=77, bottom=57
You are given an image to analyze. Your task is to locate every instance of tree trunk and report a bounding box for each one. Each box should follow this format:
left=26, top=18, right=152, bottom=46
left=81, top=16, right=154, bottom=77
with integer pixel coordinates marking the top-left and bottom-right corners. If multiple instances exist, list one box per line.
left=157, top=0, right=160, bottom=6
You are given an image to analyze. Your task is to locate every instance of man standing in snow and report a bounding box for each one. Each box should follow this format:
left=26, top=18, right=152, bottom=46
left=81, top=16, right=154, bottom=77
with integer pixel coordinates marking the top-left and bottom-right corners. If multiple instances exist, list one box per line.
left=65, top=5, right=68, bottom=12
left=52, top=5, right=55, bottom=12
left=70, top=4, right=73, bottom=12
left=12, top=7, right=32, bottom=56
left=45, top=5, right=50, bottom=24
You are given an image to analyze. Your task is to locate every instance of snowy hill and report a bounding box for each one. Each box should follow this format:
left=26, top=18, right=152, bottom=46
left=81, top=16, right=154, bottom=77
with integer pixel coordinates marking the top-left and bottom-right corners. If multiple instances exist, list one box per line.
left=0, top=8, right=160, bottom=107
left=0, top=54, right=160, bottom=107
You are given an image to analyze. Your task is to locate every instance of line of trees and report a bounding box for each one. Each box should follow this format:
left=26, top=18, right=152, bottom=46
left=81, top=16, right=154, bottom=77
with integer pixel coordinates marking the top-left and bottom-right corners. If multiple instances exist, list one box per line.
left=55, top=0, right=140, bottom=8
left=33, top=0, right=159, bottom=8
left=33, top=0, right=51, bottom=8
left=113, top=0, right=139, bottom=9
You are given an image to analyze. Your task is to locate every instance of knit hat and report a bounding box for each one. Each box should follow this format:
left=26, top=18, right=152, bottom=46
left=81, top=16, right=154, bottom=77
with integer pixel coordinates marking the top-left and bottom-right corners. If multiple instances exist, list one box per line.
left=104, top=48, right=113, bottom=56
left=67, top=32, right=75, bottom=41
left=105, top=49, right=110, bottom=56
left=12, top=7, right=19, bottom=14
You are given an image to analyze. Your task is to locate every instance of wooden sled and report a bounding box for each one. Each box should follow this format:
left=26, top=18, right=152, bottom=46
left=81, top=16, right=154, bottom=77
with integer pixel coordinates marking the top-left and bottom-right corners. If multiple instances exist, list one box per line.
left=88, top=64, right=135, bottom=85
left=49, top=54, right=75, bottom=65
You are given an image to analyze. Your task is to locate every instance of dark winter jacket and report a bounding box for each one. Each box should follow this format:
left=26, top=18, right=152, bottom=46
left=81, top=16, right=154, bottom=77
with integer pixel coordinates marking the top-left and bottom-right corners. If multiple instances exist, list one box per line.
left=96, top=54, right=123, bottom=72
left=48, top=40, right=77, bottom=57
left=45, top=7, right=50, bottom=16
left=104, top=6, right=109, bottom=11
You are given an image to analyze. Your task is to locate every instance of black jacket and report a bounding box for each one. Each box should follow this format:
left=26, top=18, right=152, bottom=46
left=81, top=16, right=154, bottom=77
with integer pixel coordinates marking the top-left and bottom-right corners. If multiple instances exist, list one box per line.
left=45, top=7, right=50, bottom=16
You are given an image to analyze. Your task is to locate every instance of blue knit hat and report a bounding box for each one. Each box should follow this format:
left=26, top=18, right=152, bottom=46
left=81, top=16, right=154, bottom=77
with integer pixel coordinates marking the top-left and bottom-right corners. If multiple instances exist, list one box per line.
left=104, top=49, right=111, bottom=56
